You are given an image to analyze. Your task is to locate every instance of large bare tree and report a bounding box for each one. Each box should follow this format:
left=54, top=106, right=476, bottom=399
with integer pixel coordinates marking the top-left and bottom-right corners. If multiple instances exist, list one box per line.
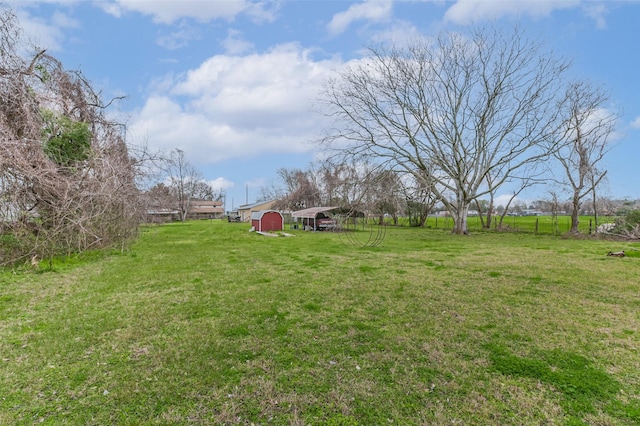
left=320, top=26, right=570, bottom=234
left=0, top=8, right=141, bottom=265
left=553, top=80, right=617, bottom=233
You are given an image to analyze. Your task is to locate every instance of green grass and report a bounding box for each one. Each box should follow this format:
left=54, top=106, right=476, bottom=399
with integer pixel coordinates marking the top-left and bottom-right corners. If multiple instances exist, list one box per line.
left=1, top=221, right=639, bottom=425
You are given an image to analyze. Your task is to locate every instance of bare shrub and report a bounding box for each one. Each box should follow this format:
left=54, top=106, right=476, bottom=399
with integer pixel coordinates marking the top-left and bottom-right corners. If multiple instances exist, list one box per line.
left=0, top=8, right=141, bottom=266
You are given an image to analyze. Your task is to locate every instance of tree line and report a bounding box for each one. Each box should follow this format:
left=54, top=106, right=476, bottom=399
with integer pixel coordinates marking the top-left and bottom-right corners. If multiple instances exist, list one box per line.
left=259, top=160, right=637, bottom=231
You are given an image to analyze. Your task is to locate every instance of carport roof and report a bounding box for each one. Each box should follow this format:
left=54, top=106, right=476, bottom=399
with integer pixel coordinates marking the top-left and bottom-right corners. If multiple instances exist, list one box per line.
left=291, top=206, right=339, bottom=219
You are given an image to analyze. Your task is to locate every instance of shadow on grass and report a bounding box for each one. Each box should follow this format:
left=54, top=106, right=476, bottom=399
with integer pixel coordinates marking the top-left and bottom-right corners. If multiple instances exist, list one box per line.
left=484, top=342, right=639, bottom=424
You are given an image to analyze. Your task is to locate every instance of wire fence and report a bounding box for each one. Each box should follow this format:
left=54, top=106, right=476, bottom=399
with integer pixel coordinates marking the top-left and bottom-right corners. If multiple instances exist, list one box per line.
left=286, top=214, right=620, bottom=236
left=414, top=215, right=619, bottom=235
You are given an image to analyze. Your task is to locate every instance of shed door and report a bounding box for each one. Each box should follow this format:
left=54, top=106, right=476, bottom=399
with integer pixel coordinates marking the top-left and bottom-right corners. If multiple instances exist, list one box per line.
left=262, top=213, right=282, bottom=231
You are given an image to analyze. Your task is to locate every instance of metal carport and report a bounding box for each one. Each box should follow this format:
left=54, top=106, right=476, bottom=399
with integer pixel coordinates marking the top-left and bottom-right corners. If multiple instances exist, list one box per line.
left=291, top=206, right=339, bottom=231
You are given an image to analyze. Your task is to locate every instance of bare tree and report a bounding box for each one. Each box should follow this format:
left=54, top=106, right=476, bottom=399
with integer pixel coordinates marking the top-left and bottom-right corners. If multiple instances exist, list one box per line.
left=145, top=183, right=175, bottom=208
left=0, top=7, right=141, bottom=265
left=402, top=172, right=438, bottom=228
left=368, top=169, right=403, bottom=225
left=316, top=161, right=379, bottom=221
left=317, top=160, right=373, bottom=212
left=553, top=80, right=617, bottom=233
left=547, top=191, right=562, bottom=235
left=192, top=181, right=224, bottom=201
left=154, top=149, right=223, bottom=221
left=317, top=161, right=350, bottom=207
left=161, top=149, right=205, bottom=222
left=257, top=175, right=287, bottom=204
left=320, top=26, right=569, bottom=234
left=314, top=159, right=399, bottom=218
left=590, top=174, right=611, bottom=232
left=489, top=177, right=538, bottom=230
left=267, top=167, right=322, bottom=211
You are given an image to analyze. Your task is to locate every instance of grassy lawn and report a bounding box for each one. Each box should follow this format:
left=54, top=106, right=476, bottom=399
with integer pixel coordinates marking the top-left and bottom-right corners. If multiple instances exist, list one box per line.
left=1, top=221, right=639, bottom=425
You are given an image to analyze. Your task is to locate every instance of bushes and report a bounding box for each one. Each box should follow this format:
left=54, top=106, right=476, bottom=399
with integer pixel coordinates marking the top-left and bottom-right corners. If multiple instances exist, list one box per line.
left=613, top=209, right=640, bottom=238
left=0, top=226, right=37, bottom=265
left=0, top=8, right=142, bottom=267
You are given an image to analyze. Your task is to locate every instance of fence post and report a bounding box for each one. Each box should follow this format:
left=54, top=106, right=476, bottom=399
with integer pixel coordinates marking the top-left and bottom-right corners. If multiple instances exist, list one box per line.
left=589, top=219, right=593, bottom=234
left=535, top=218, right=539, bottom=234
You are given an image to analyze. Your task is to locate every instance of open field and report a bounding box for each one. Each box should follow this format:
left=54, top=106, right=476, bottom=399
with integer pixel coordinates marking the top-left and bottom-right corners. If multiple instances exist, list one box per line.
left=1, top=221, right=639, bottom=425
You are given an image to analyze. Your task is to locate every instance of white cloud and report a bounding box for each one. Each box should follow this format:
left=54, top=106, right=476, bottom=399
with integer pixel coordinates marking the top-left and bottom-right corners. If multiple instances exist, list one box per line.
left=95, top=1, right=122, bottom=18
left=583, top=3, right=608, bottom=29
left=14, top=9, right=78, bottom=52
left=370, top=20, right=425, bottom=47
left=50, top=10, right=80, bottom=29
left=630, top=116, right=640, bottom=129
left=221, top=29, right=254, bottom=55
left=327, top=0, right=393, bottom=35
left=107, top=0, right=276, bottom=24
left=128, top=43, right=342, bottom=167
left=208, top=177, right=234, bottom=193
left=156, top=23, right=201, bottom=50
left=444, top=0, right=579, bottom=25
left=494, top=193, right=526, bottom=208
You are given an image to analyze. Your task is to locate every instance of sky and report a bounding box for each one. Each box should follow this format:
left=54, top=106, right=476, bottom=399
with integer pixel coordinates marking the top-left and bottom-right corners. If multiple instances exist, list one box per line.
left=8, top=0, right=640, bottom=210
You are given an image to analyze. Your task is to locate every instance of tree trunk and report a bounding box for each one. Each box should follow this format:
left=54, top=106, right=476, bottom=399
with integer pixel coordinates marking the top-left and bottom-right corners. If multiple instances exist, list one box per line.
left=570, top=194, right=580, bottom=233
left=475, top=199, right=486, bottom=228
left=452, top=202, right=470, bottom=234
left=485, top=198, right=495, bottom=229
left=592, top=185, right=598, bottom=233
left=419, top=212, right=428, bottom=228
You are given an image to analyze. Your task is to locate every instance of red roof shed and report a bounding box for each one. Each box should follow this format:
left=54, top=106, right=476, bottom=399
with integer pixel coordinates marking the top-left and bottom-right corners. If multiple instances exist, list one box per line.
left=251, top=210, right=284, bottom=232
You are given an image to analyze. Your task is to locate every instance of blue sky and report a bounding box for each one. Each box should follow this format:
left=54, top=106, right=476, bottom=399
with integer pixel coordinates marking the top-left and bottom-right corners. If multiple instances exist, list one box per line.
left=10, top=0, right=640, bottom=209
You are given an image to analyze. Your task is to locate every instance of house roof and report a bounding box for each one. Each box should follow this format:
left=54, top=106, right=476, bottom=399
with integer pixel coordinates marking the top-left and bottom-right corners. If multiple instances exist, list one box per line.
left=190, top=200, right=223, bottom=214
left=238, top=199, right=277, bottom=210
left=147, top=208, right=179, bottom=215
left=291, top=206, right=339, bottom=219
left=190, top=206, right=224, bottom=214
left=191, top=200, right=222, bottom=207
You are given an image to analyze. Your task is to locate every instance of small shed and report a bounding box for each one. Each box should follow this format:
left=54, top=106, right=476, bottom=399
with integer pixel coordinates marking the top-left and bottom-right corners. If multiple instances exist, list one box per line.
left=251, top=210, right=284, bottom=232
